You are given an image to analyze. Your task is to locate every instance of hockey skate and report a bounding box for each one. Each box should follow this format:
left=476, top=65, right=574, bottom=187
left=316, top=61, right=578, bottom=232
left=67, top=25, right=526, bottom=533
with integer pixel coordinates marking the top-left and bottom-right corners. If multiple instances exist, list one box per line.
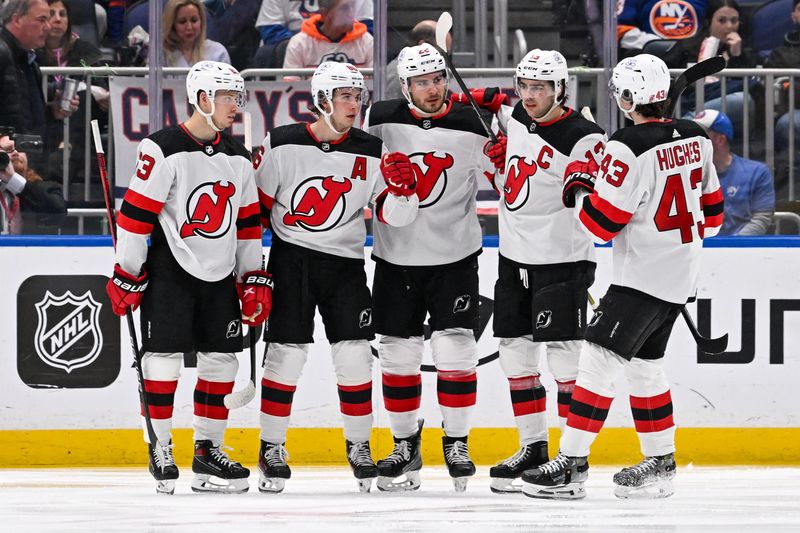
left=443, top=435, right=476, bottom=492
left=376, top=421, right=423, bottom=492
left=613, top=453, right=676, bottom=499
left=346, top=440, right=378, bottom=493
left=258, top=440, right=291, bottom=494
left=148, top=440, right=179, bottom=495
left=489, top=441, right=549, bottom=494
left=190, top=440, right=250, bottom=494
left=521, top=454, right=589, bottom=500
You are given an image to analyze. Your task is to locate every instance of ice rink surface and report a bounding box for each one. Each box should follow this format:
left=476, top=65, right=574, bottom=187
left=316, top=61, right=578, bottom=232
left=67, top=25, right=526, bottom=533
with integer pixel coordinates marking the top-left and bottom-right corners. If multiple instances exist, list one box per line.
left=2, top=466, right=799, bottom=532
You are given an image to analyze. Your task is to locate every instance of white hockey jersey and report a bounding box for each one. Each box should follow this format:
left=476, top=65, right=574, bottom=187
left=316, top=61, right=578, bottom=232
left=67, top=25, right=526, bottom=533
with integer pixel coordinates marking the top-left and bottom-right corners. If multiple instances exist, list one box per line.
left=255, top=123, right=413, bottom=259
left=256, top=0, right=373, bottom=32
left=498, top=104, right=607, bottom=266
left=364, top=99, right=494, bottom=266
left=576, top=118, right=723, bottom=304
left=116, top=125, right=263, bottom=282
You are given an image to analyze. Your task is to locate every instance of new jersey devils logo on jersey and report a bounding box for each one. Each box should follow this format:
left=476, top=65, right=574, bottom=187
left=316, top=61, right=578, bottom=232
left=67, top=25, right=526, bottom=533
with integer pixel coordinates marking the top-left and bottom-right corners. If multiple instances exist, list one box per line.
left=409, top=151, right=455, bottom=208
left=284, top=176, right=352, bottom=231
left=180, top=181, right=236, bottom=239
left=503, top=156, right=537, bottom=211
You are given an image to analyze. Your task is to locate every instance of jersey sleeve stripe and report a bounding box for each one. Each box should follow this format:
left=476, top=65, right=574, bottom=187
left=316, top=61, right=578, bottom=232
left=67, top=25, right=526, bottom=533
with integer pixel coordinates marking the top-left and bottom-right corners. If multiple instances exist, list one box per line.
left=578, top=194, right=631, bottom=241
left=123, top=189, right=165, bottom=214
left=116, top=212, right=154, bottom=235
left=589, top=194, right=633, bottom=225
left=236, top=226, right=263, bottom=239
left=237, top=201, right=260, bottom=220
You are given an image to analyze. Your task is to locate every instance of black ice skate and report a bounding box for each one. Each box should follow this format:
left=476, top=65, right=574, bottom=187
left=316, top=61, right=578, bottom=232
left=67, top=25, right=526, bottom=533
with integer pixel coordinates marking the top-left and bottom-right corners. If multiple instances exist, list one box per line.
left=258, top=440, right=291, bottom=494
left=148, top=440, right=179, bottom=495
left=613, top=453, right=676, bottom=499
left=443, top=435, right=476, bottom=492
left=521, top=453, right=589, bottom=500
left=346, top=440, right=378, bottom=493
left=190, top=440, right=250, bottom=494
left=376, top=421, right=423, bottom=492
left=489, top=441, right=549, bottom=494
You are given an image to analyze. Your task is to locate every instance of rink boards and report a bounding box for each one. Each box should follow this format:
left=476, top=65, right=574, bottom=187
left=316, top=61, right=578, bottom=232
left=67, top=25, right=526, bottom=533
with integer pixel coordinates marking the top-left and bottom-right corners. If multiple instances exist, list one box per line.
left=0, top=236, right=798, bottom=467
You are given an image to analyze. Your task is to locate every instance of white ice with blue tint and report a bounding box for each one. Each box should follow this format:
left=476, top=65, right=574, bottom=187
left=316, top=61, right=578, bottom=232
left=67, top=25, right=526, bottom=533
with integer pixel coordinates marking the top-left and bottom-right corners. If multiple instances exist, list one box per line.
left=2, top=466, right=799, bottom=532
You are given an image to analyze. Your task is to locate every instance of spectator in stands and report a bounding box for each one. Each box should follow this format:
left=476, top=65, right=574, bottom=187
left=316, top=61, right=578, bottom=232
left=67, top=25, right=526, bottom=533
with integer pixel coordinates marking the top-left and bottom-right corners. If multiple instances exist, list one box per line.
left=682, top=0, right=757, bottom=142
left=281, top=0, right=372, bottom=74
left=0, top=0, right=79, bottom=173
left=38, top=0, right=109, bottom=188
left=692, top=109, right=775, bottom=236
left=252, top=0, right=372, bottom=68
left=765, top=0, right=800, bottom=155
left=159, top=0, right=230, bottom=67
left=214, top=0, right=261, bottom=70
left=384, top=20, right=452, bottom=100
left=0, top=133, right=66, bottom=234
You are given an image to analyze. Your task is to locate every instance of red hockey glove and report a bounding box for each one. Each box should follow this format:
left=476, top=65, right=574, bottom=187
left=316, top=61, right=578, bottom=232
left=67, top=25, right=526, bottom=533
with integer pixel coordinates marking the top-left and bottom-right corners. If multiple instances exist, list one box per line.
left=562, top=158, right=599, bottom=208
left=483, top=133, right=507, bottom=173
left=237, top=270, right=274, bottom=326
left=380, top=152, right=416, bottom=197
left=452, top=87, right=508, bottom=113
left=106, top=264, right=148, bottom=316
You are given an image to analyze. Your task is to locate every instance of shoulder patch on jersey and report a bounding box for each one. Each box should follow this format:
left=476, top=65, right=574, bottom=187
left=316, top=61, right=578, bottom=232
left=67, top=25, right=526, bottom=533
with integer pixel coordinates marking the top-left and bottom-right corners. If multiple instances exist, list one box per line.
left=269, top=123, right=316, bottom=149
left=609, top=119, right=707, bottom=156
left=511, top=106, right=605, bottom=157
left=366, top=99, right=412, bottom=127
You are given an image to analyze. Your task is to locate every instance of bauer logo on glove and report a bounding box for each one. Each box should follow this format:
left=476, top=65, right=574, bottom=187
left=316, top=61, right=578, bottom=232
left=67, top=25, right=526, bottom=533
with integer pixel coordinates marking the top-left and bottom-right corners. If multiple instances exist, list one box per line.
left=238, top=270, right=273, bottom=326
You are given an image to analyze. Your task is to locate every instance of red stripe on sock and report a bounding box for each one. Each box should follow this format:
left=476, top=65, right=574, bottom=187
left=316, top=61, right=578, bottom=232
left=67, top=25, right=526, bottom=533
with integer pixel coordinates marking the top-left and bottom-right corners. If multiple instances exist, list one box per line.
left=143, top=379, right=178, bottom=394
left=261, top=378, right=297, bottom=392
left=571, top=386, right=613, bottom=409
left=634, top=415, right=675, bottom=433
left=566, top=413, right=606, bottom=433
left=194, top=403, right=229, bottom=420
left=509, top=375, right=541, bottom=390
left=512, top=397, right=546, bottom=417
left=438, top=391, right=477, bottom=408
left=384, top=397, right=421, bottom=412
left=260, top=399, right=292, bottom=417
left=382, top=373, right=422, bottom=387
left=629, top=390, right=672, bottom=410
left=195, top=379, right=234, bottom=395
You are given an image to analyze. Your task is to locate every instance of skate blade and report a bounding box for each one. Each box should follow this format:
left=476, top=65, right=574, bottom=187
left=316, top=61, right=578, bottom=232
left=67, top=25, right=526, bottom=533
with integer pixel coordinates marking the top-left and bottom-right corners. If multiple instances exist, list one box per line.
left=356, top=478, right=373, bottom=493
left=521, top=481, right=586, bottom=500
left=452, top=476, right=469, bottom=493
left=155, top=479, right=175, bottom=495
left=190, top=474, right=249, bottom=494
left=490, top=477, right=522, bottom=494
left=376, top=471, right=421, bottom=492
left=614, top=479, right=674, bottom=500
left=258, top=475, right=287, bottom=494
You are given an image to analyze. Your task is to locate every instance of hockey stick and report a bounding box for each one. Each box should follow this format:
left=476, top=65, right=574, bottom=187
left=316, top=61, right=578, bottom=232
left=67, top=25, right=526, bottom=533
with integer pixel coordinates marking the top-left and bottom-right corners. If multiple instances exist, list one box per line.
left=665, top=56, right=727, bottom=116
left=224, top=111, right=257, bottom=409
left=91, top=120, right=159, bottom=446
left=434, top=11, right=499, bottom=144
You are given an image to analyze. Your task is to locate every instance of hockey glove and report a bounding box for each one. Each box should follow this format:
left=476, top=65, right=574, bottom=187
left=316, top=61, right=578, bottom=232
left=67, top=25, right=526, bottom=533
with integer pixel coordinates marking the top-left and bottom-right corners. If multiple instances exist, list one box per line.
left=562, top=158, right=599, bottom=208
left=237, top=270, right=274, bottom=326
left=452, top=87, right=508, bottom=113
left=380, top=152, right=416, bottom=197
left=483, top=133, right=507, bottom=173
left=106, top=264, right=148, bottom=316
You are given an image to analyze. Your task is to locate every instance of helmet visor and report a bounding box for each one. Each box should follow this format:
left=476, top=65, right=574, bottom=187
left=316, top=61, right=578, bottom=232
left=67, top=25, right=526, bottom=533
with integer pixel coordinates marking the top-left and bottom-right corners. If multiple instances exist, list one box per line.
left=332, top=87, right=370, bottom=107
left=214, top=90, right=248, bottom=108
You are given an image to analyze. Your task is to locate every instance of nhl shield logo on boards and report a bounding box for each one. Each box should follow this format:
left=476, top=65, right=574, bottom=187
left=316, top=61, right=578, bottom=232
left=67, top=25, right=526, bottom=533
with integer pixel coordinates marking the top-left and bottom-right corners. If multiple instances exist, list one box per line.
left=34, top=290, right=103, bottom=373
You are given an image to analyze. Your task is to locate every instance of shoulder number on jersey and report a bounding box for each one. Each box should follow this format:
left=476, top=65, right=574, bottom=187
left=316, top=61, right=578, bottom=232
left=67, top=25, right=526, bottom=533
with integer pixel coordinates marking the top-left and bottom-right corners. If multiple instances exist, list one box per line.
left=599, top=153, right=629, bottom=187
left=135, top=152, right=155, bottom=181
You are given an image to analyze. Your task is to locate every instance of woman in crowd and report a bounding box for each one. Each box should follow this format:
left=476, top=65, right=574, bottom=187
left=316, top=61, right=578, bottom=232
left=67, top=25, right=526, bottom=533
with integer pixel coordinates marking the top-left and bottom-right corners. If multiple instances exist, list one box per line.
left=160, top=0, right=230, bottom=67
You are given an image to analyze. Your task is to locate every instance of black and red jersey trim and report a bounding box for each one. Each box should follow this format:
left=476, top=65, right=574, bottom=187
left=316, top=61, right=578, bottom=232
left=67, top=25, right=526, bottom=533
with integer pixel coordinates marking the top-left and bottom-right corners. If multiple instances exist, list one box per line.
left=579, top=193, right=633, bottom=241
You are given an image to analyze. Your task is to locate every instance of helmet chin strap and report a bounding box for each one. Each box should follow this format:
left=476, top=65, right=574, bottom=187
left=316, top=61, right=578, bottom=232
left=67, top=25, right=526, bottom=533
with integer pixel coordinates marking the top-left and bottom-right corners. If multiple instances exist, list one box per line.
left=538, top=80, right=565, bottom=120
left=316, top=100, right=347, bottom=136
left=193, top=101, right=223, bottom=132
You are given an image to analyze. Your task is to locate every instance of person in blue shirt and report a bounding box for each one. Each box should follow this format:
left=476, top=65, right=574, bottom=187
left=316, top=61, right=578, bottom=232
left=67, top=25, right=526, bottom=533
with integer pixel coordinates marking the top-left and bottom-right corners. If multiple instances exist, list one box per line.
left=692, top=109, right=775, bottom=235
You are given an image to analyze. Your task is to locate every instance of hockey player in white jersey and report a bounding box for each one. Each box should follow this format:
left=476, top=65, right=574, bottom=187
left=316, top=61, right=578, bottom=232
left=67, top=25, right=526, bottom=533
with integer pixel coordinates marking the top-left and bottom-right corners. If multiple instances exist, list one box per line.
left=522, top=54, right=723, bottom=500
left=253, top=61, right=419, bottom=494
left=362, top=43, right=498, bottom=492
left=106, top=61, right=273, bottom=495
left=481, top=49, right=606, bottom=493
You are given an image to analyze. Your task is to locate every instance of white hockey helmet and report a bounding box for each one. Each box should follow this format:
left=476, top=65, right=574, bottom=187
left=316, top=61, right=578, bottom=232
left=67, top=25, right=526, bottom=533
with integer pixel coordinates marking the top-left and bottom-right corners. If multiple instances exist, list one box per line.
left=610, top=54, right=671, bottom=119
left=311, top=61, right=366, bottom=134
left=514, top=49, right=569, bottom=102
left=186, top=60, right=245, bottom=131
left=397, top=44, right=448, bottom=113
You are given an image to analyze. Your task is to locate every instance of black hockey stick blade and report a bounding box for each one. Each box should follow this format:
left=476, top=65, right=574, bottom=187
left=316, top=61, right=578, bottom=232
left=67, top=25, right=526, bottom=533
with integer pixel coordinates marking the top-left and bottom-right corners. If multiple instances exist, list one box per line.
left=666, top=56, right=726, bottom=116
left=680, top=307, right=729, bottom=354
left=433, top=12, right=498, bottom=143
